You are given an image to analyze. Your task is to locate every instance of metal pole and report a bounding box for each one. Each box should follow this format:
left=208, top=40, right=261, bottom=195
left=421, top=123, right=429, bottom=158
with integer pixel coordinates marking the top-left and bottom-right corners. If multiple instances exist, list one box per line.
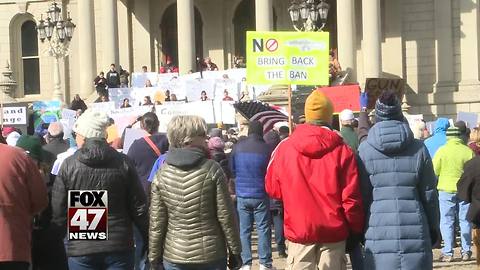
left=288, top=84, right=293, bottom=134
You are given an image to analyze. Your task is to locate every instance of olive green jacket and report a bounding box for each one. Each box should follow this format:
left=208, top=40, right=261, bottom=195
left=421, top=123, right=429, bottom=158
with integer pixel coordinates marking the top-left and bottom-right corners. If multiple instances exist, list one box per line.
left=148, top=147, right=241, bottom=265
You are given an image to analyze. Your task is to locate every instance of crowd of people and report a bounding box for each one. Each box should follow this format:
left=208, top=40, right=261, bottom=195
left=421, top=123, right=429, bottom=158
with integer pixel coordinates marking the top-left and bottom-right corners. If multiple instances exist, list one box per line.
left=3, top=87, right=480, bottom=270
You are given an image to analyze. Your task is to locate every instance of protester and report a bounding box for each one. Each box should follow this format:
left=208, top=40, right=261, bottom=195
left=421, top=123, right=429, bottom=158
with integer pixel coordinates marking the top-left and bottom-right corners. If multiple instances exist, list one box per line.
left=231, top=120, right=274, bottom=270
left=165, top=90, right=171, bottom=102
left=263, top=130, right=287, bottom=259
left=106, top=64, right=120, bottom=89
left=0, top=142, right=48, bottom=270
left=43, top=122, right=69, bottom=166
left=433, top=122, right=475, bottom=262
left=16, top=135, right=69, bottom=270
left=457, top=146, right=480, bottom=267
left=202, top=57, right=219, bottom=71
left=223, top=90, right=234, bottom=101
left=170, top=94, right=178, bottom=101
left=121, top=98, right=132, bottom=108
left=145, top=80, right=153, bottom=88
left=143, top=96, right=153, bottom=106
left=357, top=91, right=439, bottom=269
left=266, top=90, right=364, bottom=270
left=93, top=71, right=107, bottom=96
left=424, top=118, right=450, bottom=158
left=100, top=95, right=109, bottom=102
left=3, top=127, right=22, bottom=146
left=339, top=109, right=359, bottom=152
left=469, top=127, right=480, bottom=155
left=200, top=91, right=208, bottom=101
left=149, top=115, right=242, bottom=270
left=51, top=109, right=149, bottom=269
left=142, top=66, right=148, bottom=73
left=70, top=94, right=87, bottom=112
left=159, top=58, right=178, bottom=73
left=119, top=66, right=130, bottom=87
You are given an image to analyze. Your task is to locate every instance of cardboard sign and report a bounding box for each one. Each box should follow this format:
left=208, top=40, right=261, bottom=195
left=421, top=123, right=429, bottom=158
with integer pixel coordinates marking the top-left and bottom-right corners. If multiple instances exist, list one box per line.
left=318, top=85, right=361, bottom=113
left=2, top=106, right=27, bottom=125
left=457, top=111, right=478, bottom=129
left=365, top=78, right=405, bottom=109
left=246, top=31, right=330, bottom=85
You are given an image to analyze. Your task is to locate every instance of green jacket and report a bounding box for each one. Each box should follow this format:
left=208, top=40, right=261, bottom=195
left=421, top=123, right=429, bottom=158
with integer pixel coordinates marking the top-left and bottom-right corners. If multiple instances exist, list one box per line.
left=149, top=148, right=241, bottom=265
left=433, top=137, right=474, bottom=193
left=340, top=126, right=359, bottom=152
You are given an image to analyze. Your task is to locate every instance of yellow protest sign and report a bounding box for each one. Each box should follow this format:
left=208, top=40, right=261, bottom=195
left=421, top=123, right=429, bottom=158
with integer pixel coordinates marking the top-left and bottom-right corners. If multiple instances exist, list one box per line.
left=246, top=31, right=330, bottom=86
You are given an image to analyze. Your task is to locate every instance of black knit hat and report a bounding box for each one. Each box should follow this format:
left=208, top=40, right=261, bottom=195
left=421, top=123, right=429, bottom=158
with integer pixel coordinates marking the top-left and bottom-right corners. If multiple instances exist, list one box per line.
left=375, top=90, right=404, bottom=122
left=248, top=120, right=264, bottom=137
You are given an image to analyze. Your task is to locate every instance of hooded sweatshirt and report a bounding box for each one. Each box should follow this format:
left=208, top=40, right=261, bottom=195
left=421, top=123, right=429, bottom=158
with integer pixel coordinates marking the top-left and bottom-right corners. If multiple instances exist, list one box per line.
left=265, top=124, right=364, bottom=243
left=424, top=118, right=450, bottom=158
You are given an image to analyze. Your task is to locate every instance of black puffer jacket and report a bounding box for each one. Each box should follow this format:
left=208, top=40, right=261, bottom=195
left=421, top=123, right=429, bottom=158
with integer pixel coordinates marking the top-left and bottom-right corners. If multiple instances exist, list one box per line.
left=51, top=138, right=148, bottom=256
left=458, top=156, right=480, bottom=227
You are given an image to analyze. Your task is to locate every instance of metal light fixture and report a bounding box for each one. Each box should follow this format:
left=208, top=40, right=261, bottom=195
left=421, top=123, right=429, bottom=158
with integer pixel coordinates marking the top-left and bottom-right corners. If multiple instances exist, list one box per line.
left=36, top=1, right=76, bottom=102
left=289, top=0, right=330, bottom=32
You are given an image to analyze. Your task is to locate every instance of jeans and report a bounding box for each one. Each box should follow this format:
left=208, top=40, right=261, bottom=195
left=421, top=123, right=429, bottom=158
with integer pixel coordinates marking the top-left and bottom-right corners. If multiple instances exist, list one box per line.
left=271, top=209, right=286, bottom=254
left=349, top=244, right=364, bottom=270
left=134, top=225, right=149, bottom=270
left=163, top=258, right=226, bottom=270
left=237, top=197, right=272, bottom=268
left=439, top=191, right=472, bottom=256
left=68, top=250, right=134, bottom=270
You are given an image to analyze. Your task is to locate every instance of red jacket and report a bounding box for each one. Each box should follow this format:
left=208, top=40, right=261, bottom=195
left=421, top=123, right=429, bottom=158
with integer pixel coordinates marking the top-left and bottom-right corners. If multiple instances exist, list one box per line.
left=0, top=144, right=48, bottom=262
left=265, top=124, right=364, bottom=244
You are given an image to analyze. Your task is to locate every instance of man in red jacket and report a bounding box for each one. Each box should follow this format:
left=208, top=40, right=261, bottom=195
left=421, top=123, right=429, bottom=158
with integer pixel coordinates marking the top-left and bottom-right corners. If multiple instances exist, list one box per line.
left=0, top=143, right=48, bottom=270
left=265, top=90, right=364, bottom=270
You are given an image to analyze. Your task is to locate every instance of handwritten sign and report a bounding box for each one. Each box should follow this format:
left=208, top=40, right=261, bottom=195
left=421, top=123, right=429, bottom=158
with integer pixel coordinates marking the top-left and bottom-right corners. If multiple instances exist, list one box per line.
left=2, top=106, right=27, bottom=125
left=365, top=78, right=405, bottom=109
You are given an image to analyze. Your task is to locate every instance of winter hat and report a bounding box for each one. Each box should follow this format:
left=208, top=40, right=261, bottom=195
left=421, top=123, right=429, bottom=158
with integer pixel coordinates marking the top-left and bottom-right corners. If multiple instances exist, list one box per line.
left=208, top=136, right=225, bottom=150
left=73, top=109, right=110, bottom=139
left=16, top=135, right=44, bottom=162
left=6, top=131, right=21, bottom=146
left=375, top=90, right=403, bottom=122
left=248, top=120, right=264, bottom=137
left=339, top=109, right=355, bottom=122
left=48, top=122, right=64, bottom=137
left=304, top=90, right=334, bottom=124
left=2, top=126, right=16, bottom=137
left=446, top=126, right=462, bottom=137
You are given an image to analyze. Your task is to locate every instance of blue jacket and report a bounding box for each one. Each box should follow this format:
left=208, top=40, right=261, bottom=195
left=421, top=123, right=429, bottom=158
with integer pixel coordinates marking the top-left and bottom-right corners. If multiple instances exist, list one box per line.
left=231, top=134, right=272, bottom=198
left=424, top=118, right=450, bottom=158
left=358, top=120, right=440, bottom=270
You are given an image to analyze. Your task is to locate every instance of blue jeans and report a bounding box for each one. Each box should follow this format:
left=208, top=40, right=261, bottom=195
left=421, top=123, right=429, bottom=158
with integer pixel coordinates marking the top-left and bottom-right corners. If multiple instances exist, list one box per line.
left=163, top=258, right=226, bottom=270
left=271, top=209, right=286, bottom=253
left=68, top=250, right=134, bottom=270
left=134, top=225, right=149, bottom=270
left=237, top=197, right=272, bottom=267
left=439, top=191, right=472, bottom=256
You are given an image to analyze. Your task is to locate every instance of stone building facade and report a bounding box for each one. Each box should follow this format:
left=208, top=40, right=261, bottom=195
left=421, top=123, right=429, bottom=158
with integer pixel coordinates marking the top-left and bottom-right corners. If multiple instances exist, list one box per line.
left=0, top=0, right=479, bottom=120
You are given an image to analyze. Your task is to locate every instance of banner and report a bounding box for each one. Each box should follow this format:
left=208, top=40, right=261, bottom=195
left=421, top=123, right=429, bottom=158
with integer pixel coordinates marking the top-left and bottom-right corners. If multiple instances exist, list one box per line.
left=155, top=101, right=216, bottom=132
left=246, top=31, right=330, bottom=85
left=365, top=78, right=405, bottom=109
left=2, top=106, right=27, bottom=125
left=318, top=85, right=361, bottom=113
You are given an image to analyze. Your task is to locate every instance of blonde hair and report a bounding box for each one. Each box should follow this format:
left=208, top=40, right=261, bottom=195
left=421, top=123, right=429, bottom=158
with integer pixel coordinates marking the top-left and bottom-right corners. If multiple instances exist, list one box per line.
left=167, top=115, right=208, bottom=148
left=470, top=127, right=480, bottom=144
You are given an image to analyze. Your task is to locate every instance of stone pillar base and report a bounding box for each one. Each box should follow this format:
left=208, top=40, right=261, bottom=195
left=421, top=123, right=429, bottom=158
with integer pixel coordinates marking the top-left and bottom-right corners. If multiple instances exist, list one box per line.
left=433, top=81, right=457, bottom=92
left=458, top=80, right=480, bottom=91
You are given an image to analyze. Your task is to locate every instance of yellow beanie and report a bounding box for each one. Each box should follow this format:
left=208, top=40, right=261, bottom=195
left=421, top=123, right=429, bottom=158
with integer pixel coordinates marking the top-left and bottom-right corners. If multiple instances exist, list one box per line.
left=304, top=90, right=334, bottom=124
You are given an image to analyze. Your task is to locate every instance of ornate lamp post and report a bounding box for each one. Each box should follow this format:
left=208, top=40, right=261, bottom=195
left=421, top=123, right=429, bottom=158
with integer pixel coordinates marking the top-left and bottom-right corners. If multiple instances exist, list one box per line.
left=288, top=0, right=330, bottom=32
left=36, top=1, right=75, bottom=102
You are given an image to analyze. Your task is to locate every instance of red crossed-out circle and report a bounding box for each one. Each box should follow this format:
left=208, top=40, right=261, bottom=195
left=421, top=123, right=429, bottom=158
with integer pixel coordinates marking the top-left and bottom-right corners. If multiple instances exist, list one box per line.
left=266, top=39, right=279, bottom=52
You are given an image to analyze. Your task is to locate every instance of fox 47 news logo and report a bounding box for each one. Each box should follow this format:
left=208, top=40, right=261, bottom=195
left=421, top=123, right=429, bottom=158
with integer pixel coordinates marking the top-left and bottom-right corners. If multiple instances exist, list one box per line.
left=68, top=190, right=108, bottom=241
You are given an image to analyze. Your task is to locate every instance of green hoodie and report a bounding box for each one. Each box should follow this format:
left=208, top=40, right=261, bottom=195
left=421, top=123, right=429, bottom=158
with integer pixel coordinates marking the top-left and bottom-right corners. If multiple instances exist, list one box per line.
left=340, top=126, right=359, bottom=152
left=433, top=137, right=474, bottom=193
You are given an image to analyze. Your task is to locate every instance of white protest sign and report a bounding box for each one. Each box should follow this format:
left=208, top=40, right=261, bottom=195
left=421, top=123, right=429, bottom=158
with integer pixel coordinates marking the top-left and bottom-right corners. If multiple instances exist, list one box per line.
left=213, top=101, right=236, bottom=125
left=2, top=107, right=27, bottom=125
left=183, top=79, right=215, bottom=102
left=61, top=108, right=77, bottom=120
left=109, top=106, right=153, bottom=134
left=457, top=111, right=479, bottom=129
left=123, top=128, right=148, bottom=154
left=131, top=72, right=160, bottom=87
left=155, top=101, right=216, bottom=132
left=214, top=79, right=240, bottom=101
left=88, top=102, right=115, bottom=113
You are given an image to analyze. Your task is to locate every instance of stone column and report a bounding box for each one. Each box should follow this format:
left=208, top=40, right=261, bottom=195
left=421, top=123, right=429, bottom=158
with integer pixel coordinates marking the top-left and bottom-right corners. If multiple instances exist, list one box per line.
left=177, top=0, right=196, bottom=74
left=362, top=0, right=382, bottom=78
left=337, top=0, right=356, bottom=81
left=433, top=0, right=456, bottom=92
left=459, top=0, right=480, bottom=90
left=255, top=0, right=273, bottom=31
left=78, top=0, right=96, bottom=98
left=102, top=0, right=120, bottom=69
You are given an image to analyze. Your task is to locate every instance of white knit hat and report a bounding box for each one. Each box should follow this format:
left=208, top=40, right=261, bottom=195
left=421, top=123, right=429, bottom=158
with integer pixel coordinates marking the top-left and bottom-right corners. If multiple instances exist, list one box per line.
left=339, top=109, right=355, bottom=121
left=73, top=109, right=110, bottom=139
